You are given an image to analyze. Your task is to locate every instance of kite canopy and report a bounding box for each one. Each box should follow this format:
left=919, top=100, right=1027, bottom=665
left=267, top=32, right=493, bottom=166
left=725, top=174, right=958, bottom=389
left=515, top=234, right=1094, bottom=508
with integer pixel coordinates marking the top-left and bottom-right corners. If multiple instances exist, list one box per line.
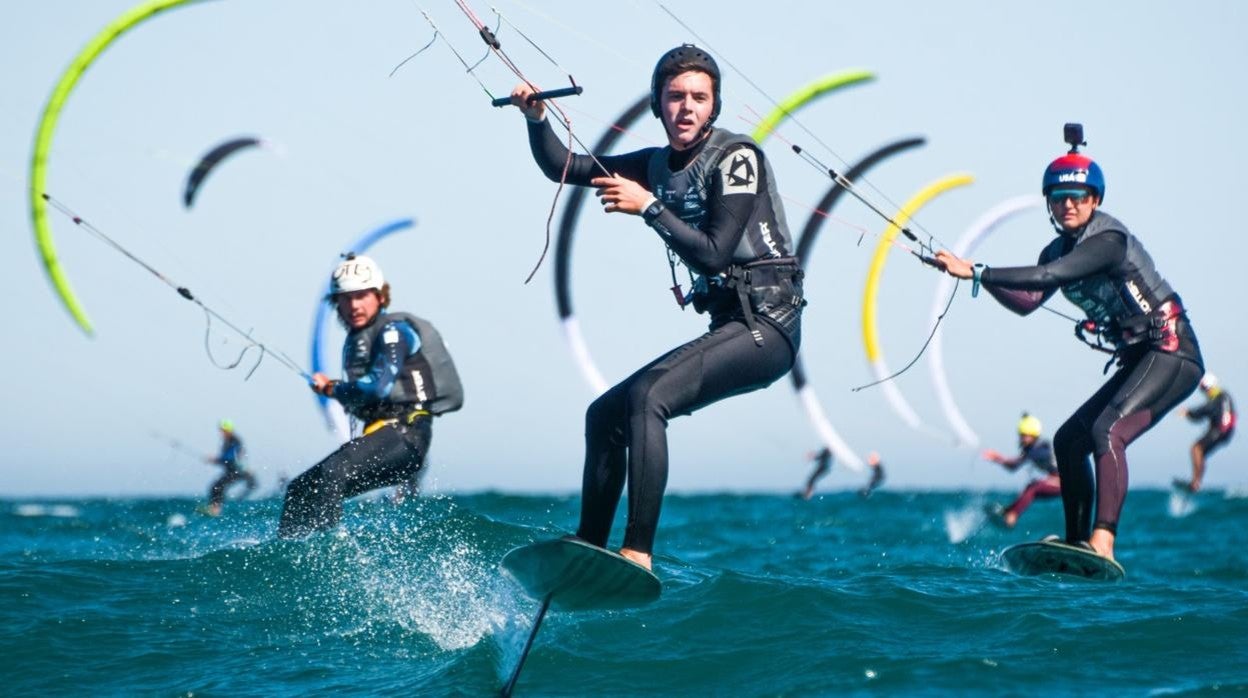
left=30, top=0, right=203, bottom=335
left=183, top=136, right=264, bottom=208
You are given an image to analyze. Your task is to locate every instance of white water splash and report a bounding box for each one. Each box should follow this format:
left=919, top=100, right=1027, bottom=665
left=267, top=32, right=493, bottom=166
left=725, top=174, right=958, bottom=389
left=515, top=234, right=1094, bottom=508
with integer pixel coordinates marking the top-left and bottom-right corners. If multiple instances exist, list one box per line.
left=393, top=539, right=509, bottom=650
left=13, top=503, right=79, bottom=518
left=1167, top=490, right=1199, bottom=518
left=944, top=504, right=986, bottom=544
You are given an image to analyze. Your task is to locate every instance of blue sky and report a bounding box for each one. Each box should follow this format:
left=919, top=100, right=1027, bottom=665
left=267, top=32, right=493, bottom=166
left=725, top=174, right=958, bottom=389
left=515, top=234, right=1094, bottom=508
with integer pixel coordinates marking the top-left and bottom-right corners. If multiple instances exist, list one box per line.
left=2, top=1, right=1245, bottom=496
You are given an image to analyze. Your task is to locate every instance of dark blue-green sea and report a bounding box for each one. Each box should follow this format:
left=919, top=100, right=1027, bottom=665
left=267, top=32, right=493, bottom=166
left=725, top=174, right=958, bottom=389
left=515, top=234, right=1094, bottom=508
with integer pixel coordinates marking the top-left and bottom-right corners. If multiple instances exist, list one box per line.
left=3, top=489, right=1246, bottom=696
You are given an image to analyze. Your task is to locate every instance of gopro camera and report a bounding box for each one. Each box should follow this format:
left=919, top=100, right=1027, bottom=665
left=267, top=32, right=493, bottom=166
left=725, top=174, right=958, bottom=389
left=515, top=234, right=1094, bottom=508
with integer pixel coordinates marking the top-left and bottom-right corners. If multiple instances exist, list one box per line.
left=1063, top=122, right=1086, bottom=153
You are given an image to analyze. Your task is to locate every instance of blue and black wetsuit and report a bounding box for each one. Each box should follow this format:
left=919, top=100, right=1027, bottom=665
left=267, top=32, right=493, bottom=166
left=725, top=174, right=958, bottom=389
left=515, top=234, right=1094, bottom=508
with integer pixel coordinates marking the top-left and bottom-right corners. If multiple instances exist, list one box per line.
left=528, top=118, right=804, bottom=554
left=981, top=210, right=1203, bottom=541
left=278, top=312, right=462, bottom=538
left=208, top=433, right=256, bottom=508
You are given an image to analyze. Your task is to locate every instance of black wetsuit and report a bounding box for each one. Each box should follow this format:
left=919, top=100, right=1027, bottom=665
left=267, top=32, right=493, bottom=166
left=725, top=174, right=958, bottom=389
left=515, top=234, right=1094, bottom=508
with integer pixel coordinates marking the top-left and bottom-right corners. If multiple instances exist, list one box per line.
left=981, top=210, right=1203, bottom=540
left=528, top=119, right=804, bottom=554
left=208, top=432, right=256, bottom=508
left=859, top=462, right=885, bottom=498
left=278, top=313, right=462, bottom=538
left=1189, top=390, right=1236, bottom=453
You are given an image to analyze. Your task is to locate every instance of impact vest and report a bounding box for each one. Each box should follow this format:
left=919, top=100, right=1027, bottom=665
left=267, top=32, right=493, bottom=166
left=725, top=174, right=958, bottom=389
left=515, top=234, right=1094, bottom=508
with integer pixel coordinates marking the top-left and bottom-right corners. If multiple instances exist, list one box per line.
left=1023, top=439, right=1059, bottom=477
left=646, top=128, right=794, bottom=265
left=647, top=129, right=804, bottom=350
left=1047, top=211, right=1179, bottom=350
left=342, top=312, right=464, bottom=422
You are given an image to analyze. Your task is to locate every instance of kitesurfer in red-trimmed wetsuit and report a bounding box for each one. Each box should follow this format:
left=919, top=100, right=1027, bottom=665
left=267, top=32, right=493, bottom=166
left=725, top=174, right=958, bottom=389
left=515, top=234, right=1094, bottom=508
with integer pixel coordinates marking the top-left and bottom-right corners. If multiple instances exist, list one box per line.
left=1176, top=373, right=1236, bottom=493
left=982, top=414, right=1060, bottom=528
left=936, top=127, right=1203, bottom=561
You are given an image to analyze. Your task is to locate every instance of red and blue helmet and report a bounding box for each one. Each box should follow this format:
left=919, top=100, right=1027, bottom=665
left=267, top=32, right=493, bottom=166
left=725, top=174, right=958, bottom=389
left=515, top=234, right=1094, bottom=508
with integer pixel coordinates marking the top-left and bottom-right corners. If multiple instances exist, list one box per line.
left=1042, top=153, right=1105, bottom=202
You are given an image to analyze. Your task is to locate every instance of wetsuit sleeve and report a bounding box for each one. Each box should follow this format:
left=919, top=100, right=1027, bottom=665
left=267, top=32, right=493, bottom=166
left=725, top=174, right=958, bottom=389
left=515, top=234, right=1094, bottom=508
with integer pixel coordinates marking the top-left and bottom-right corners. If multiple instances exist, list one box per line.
left=997, top=452, right=1027, bottom=470
left=981, top=232, right=1126, bottom=290
left=981, top=233, right=1126, bottom=315
left=646, top=143, right=761, bottom=274
left=332, top=321, right=421, bottom=409
left=526, top=118, right=653, bottom=186
left=1187, top=400, right=1214, bottom=421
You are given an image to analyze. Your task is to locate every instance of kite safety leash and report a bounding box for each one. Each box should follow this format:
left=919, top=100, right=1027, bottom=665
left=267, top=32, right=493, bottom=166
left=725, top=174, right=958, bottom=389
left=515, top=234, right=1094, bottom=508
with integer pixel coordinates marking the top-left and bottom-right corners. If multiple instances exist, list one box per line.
left=42, top=193, right=312, bottom=383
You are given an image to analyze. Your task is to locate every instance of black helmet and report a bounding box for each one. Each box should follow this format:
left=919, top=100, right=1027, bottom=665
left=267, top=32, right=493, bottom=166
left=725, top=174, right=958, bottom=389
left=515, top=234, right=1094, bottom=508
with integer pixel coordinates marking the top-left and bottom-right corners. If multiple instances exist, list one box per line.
left=649, top=44, right=721, bottom=126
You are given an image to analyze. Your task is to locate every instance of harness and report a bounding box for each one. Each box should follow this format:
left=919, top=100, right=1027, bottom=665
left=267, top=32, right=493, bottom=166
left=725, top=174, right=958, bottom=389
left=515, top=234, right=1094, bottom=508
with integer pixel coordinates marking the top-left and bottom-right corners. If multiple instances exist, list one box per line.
left=1075, top=298, right=1185, bottom=373
left=363, top=408, right=432, bottom=437
left=694, top=256, right=804, bottom=346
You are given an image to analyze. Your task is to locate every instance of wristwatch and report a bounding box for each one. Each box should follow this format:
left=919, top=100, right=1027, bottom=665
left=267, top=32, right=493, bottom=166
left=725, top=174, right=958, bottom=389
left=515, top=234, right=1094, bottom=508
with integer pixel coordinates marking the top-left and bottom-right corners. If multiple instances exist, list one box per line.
left=643, top=199, right=665, bottom=222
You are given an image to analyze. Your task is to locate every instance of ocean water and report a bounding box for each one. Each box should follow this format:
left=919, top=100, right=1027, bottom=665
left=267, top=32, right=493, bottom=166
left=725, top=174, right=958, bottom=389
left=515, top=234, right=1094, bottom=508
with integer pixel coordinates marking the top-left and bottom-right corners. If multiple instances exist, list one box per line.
left=2, top=489, right=1246, bottom=696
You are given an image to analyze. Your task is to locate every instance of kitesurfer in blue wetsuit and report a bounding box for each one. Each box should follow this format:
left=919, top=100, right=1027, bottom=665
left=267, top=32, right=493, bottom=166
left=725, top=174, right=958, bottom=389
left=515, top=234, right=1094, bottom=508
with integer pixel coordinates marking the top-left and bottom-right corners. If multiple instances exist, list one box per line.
left=278, top=255, right=463, bottom=538
left=507, top=45, right=804, bottom=570
left=935, top=126, right=1203, bottom=561
left=203, top=418, right=256, bottom=516
left=982, top=414, right=1060, bottom=528
left=1176, top=372, right=1236, bottom=493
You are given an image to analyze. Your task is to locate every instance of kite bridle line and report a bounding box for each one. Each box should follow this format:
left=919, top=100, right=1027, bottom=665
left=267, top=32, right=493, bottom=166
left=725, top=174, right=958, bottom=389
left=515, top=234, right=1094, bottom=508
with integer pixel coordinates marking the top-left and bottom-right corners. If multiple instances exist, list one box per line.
left=42, top=193, right=312, bottom=383
left=407, top=1, right=618, bottom=283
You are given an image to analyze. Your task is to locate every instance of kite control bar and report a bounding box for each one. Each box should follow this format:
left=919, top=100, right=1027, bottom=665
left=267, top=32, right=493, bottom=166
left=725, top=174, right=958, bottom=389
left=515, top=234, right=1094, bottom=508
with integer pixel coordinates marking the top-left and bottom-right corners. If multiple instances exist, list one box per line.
left=491, top=85, right=583, bottom=107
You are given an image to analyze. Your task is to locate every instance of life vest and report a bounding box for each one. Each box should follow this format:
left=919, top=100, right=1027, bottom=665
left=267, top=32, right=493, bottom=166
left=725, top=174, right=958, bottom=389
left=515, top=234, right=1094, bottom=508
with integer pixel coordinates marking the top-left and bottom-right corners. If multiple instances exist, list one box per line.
left=342, top=312, right=463, bottom=422
left=647, top=128, right=804, bottom=349
left=1050, top=211, right=1180, bottom=351
left=646, top=128, right=793, bottom=267
left=1024, top=439, right=1059, bottom=477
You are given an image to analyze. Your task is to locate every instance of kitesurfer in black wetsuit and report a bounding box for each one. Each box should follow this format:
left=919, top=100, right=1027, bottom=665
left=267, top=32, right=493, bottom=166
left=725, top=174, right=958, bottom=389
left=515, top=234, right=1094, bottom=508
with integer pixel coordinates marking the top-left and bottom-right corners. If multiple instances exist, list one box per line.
left=1176, top=373, right=1236, bottom=493
left=506, top=45, right=804, bottom=570
left=799, top=448, right=833, bottom=500
left=859, top=452, right=885, bottom=498
left=278, top=255, right=463, bottom=538
left=982, top=414, right=1060, bottom=528
left=203, top=419, right=256, bottom=516
left=935, top=126, right=1203, bottom=561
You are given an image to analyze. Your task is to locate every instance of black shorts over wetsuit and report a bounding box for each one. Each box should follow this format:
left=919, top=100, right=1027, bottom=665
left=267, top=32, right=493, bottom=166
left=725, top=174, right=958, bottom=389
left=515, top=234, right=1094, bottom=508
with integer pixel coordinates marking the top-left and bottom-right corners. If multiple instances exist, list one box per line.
left=982, top=210, right=1202, bottom=540
left=528, top=119, right=804, bottom=554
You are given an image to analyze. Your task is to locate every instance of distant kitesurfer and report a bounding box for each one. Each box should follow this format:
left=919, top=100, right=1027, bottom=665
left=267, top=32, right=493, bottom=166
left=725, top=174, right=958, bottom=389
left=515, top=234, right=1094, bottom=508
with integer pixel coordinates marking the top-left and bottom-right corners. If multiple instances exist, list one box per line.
left=982, top=414, right=1060, bottom=528
left=278, top=255, right=463, bottom=538
left=203, top=419, right=256, bottom=516
left=1176, top=373, right=1235, bottom=493
left=934, top=125, right=1203, bottom=561
left=859, top=452, right=885, bottom=498
left=799, top=448, right=833, bottom=500
left=507, top=44, right=805, bottom=570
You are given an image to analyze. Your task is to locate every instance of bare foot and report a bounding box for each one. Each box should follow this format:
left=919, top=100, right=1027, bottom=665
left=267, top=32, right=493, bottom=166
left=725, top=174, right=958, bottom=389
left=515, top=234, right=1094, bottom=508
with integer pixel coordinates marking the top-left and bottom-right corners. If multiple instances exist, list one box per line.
left=619, top=547, right=652, bottom=571
left=1088, top=529, right=1115, bottom=561
left=1003, top=512, right=1019, bottom=528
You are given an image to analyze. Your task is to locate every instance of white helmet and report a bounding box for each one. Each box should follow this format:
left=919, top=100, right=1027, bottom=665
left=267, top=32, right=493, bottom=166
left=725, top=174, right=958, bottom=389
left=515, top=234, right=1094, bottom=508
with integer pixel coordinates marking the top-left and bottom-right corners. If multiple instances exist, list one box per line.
left=1200, top=372, right=1219, bottom=391
left=330, top=254, right=385, bottom=296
